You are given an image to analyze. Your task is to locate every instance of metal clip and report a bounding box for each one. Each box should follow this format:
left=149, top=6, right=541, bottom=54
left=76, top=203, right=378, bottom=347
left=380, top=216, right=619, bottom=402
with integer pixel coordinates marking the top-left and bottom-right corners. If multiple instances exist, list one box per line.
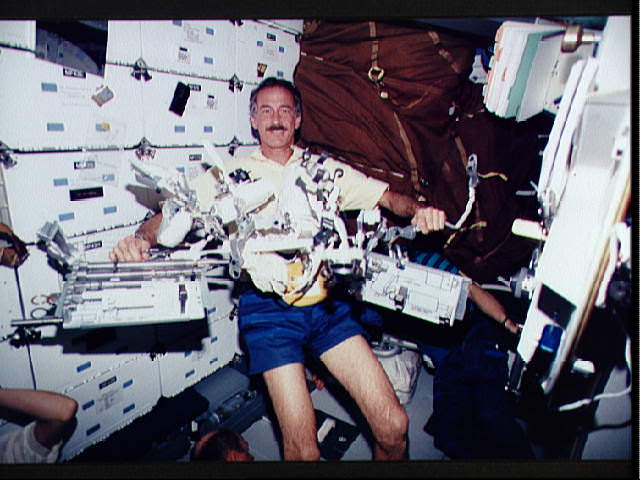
left=368, top=66, right=385, bottom=83
left=466, top=153, right=479, bottom=188
left=135, top=137, right=156, bottom=160
left=0, top=142, right=17, bottom=168
left=131, top=57, right=152, bottom=81
left=227, top=136, right=241, bottom=156
left=228, top=74, right=243, bottom=92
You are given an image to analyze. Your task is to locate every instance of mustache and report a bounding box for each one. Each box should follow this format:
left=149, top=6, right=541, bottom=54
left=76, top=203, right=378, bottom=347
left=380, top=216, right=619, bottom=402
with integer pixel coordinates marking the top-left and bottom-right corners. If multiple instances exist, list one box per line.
left=267, top=124, right=286, bottom=131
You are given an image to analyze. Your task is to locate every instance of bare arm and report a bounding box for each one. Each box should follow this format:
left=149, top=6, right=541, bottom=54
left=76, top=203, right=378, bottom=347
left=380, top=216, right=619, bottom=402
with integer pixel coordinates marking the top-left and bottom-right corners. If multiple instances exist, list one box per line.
left=377, top=190, right=446, bottom=234
left=109, top=212, right=163, bottom=262
left=467, top=282, right=521, bottom=334
left=0, top=389, right=78, bottom=449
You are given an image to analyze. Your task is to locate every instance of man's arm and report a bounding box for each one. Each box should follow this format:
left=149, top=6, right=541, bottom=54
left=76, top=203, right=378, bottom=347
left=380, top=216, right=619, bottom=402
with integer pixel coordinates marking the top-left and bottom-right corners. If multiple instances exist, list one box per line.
left=0, top=389, right=78, bottom=449
left=377, top=190, right=446, bottom=234
left=109, top=212, right=163, bottom=262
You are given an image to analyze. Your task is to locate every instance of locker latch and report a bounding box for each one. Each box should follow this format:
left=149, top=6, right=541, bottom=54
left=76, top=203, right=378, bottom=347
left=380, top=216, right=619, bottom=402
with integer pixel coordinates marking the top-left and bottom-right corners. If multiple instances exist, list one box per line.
left=131, top=57, right=152, bottom=81
left=228, top=74, right=243, bottom=92
left=0, top=142, right=17, bottom=168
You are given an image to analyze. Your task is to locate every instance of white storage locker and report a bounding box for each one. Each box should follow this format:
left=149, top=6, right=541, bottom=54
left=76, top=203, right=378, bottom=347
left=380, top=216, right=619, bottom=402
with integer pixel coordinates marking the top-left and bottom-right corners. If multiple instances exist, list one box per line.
left=0, top=341, right=34, bottom=389
left=0, top=47, right=108, bottom=151
left=141, top=70, right=236, bottom=147
left=236, top=20, right=301, bottom=84
left=3, top=150, right=151, bottom=241
left=257, top=19, right=304, bottom=36
left=105, top=20, right=143, bottom=66
left=108, top=20, right=237, bottom=80
left=86, top=63, right=146, bottom=148
left=29, top=324, right=156, bottom=393
left=146, top=145, right=209, bottom=185
left=59, top=354, right=161, bottom=461
left=234, top=84, right=256, bottom=145
left=156, top=314, right=239, bottom=398
left=13, top=246, right=61, bottom=323
left=0, top=20, right=36, bottom=50
left=0, top=264, right=23, bottom=331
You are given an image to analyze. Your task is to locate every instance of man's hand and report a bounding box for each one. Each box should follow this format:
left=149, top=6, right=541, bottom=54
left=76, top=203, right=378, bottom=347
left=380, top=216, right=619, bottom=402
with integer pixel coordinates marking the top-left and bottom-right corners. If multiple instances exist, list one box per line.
left=410, top=206, right=446, bottom=234
left=378, top=191, right=446, bottom=234
left=109, top=235, right=151, bottom=262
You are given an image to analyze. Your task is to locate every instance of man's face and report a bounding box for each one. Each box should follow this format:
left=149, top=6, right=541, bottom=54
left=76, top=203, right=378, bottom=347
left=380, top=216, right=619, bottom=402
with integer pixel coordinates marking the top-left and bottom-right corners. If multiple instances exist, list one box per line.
left=250, top=86, right=301, bottom=150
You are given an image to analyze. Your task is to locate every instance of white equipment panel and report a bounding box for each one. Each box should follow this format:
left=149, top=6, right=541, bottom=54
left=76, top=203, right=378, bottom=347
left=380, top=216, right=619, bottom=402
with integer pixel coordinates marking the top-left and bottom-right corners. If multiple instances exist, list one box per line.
left=141, top=70, right=235, bottom=146
left=236, top=20, right=300, bottom=84
left=59, top=355, right=161, bottom=461
left=2, top=150, right=150, bottom=242
left=106, top=20, right=237, bottom=80
left=361, top=252, right=471, bottom=326
left=59, top=276, right=206, bottom=329
left=0, top=20, right=36, bottom=50
left=0, top=47, right=107, bottom=151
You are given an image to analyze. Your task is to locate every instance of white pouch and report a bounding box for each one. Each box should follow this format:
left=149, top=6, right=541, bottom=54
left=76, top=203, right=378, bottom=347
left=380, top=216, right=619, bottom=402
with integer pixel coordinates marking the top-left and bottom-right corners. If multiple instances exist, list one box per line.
left=372, top=336, right=421, bottom=405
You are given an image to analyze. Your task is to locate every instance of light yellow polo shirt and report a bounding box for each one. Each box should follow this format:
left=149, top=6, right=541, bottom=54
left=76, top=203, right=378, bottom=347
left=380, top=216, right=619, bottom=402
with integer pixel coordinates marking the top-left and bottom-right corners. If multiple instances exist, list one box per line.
left=191, top=146, right=389, bottom=305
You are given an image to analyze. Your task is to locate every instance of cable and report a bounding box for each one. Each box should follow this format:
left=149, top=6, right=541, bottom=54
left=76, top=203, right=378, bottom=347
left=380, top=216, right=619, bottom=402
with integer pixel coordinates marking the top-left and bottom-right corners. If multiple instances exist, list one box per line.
left=557, top=336, right=632, bottom=412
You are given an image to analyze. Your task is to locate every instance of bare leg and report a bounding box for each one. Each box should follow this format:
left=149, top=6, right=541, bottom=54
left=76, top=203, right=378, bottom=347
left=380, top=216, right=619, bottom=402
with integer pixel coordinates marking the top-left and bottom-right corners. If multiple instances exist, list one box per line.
left=262, top=362, right=320, bottom=460
left=320, top=335, right=408, bottom=460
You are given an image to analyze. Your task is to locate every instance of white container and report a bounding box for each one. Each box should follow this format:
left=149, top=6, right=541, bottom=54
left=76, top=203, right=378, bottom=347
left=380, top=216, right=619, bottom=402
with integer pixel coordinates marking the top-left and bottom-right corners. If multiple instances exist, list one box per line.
left=141, top=70, right=236, bottom=147
left=0, top=20, right=36, bottom=50
left=236, top=20, right=301, bottom=85
left=59, top=355, right=161, bottom=461
left=3, top=149, right=152, bottom=241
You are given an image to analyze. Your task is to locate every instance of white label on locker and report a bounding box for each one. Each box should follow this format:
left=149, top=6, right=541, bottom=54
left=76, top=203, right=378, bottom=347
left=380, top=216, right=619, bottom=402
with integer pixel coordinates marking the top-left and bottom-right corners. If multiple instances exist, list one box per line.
left=183, top=23, right=203, bottom=44
left=96, top=388, right=124, bottom=413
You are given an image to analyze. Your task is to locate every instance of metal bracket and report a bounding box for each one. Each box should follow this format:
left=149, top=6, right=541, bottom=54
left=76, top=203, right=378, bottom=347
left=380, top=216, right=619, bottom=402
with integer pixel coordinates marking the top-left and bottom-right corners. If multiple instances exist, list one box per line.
left=135, top=137, right=156, bottom=160
left=0, top=142, right=17, bottom=168
left=132, top=57, right=152, bottom=81
left=228, top=74, right=243, bottom=93
left=227, top=136, right=241, bottom=156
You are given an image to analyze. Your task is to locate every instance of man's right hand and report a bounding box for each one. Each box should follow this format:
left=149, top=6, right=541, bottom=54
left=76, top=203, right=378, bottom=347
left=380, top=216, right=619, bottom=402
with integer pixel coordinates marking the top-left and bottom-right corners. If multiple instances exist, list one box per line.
left=109, top=235, right=151, bottom=262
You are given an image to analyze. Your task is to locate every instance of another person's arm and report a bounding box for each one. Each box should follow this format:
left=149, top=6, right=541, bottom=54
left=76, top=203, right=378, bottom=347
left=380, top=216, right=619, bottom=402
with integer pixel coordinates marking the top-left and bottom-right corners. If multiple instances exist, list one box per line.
left=0, top=389, right=78, bottom=449
left=467, top=282, right=521, bottom=334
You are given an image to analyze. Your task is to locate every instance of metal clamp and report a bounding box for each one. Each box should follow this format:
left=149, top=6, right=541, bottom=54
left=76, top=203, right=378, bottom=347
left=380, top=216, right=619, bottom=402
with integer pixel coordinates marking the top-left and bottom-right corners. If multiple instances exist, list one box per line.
left=131, top=57, right=152, bottom=81
left=0, top=142, right=17, bottom=168
left=368, top=66, right=385, bottom=83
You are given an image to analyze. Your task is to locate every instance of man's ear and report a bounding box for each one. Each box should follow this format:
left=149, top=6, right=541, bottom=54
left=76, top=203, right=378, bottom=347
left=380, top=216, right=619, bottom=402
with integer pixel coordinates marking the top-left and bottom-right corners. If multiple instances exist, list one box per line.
left=250, top=114, right=258, bottom=130
left=294, top=113, right=301, bottom=130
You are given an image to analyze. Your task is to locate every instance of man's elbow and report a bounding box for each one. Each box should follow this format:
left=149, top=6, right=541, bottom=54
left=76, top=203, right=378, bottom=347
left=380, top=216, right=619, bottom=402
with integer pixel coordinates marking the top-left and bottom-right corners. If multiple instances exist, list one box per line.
left=59, top=397, right=78, bottom=424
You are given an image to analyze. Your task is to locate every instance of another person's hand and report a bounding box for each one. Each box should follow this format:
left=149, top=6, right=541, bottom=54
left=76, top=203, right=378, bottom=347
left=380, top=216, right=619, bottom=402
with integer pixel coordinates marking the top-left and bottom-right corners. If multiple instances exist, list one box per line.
left=411, top=206, right=446, bottom=234
left=109, top=235, right=151, bottom=262
left=501, top=317, right=523, bottom=335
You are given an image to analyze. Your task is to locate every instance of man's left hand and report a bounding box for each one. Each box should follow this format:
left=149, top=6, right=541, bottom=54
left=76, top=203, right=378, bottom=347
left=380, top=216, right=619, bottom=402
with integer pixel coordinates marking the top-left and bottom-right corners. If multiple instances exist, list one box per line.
left=411, top=206, right=446, bottom=234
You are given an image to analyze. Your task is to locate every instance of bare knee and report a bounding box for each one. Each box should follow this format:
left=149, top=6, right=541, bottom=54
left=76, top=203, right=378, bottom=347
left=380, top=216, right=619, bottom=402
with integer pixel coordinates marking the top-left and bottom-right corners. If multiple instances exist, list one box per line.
left=374, top=404, right=409, bottom=457
left=283, top=440, right=321, bottom=461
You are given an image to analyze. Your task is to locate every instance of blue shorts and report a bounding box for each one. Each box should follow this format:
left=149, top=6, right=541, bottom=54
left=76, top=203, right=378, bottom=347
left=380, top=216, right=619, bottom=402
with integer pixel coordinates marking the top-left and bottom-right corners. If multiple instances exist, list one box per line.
left=238, top=289, right=367, bottom=375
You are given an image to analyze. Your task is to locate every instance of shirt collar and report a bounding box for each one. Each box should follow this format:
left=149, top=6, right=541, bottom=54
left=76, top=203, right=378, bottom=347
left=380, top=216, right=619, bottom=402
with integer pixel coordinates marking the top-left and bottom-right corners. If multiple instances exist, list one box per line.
left=250, top=145, right=304, bottom=166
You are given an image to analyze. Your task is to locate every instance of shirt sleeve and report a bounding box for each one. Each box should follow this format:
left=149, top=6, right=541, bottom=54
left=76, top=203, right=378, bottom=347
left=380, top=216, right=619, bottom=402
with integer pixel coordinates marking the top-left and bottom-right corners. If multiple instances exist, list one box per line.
left=325, top=158, right=389, bottom=210
left=0, top=421, right=60, bottom=463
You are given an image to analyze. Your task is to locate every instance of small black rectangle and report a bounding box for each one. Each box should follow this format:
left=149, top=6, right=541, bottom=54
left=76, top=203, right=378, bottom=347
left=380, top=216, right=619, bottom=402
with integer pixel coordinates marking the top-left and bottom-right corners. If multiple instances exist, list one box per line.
left=537, top=284, right=576, bottom=329
left=84, top=240, right=103, bottom=251
left=99, top=375, right=117, bottom=390
left=189, top=153, right=202, bottom=161
left=169, top=82, right=191, bottom=116
left=188, top=83, right=202, bottom=92
left=74, top=160, right=96, bottom=170
left=63, top=67, right=86, bottom=78
left=69, top=186, right=104, bottom=201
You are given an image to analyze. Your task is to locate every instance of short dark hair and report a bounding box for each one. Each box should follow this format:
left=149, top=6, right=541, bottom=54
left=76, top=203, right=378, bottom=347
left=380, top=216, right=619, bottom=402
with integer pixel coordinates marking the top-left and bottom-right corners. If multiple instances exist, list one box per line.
left=191, top=429, right=246, bottom=462
left=249, top=77, right=302, bottom=117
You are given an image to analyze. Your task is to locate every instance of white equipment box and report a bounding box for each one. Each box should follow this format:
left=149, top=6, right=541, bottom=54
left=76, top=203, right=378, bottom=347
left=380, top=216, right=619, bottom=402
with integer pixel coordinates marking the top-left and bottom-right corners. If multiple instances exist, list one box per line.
left=361, top=252, right=471, bottom=326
